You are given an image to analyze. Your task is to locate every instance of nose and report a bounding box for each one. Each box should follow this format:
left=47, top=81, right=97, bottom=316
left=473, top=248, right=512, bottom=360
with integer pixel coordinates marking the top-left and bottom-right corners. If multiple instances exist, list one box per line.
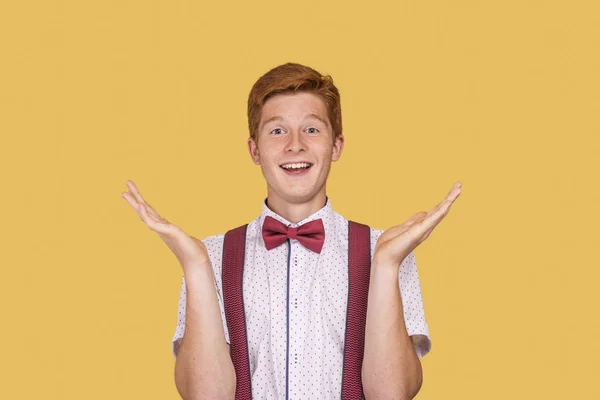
left=284, top=129, right=307, bottom=153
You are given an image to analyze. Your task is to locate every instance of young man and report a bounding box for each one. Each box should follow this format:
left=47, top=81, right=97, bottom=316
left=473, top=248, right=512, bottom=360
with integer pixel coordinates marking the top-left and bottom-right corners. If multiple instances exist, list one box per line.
left=122, top=62, right=461, bottom=399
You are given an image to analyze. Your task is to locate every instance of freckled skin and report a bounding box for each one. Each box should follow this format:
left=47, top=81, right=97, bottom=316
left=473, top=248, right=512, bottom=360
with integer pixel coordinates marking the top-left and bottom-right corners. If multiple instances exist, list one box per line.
left=247, top=92, right=344, bottom=214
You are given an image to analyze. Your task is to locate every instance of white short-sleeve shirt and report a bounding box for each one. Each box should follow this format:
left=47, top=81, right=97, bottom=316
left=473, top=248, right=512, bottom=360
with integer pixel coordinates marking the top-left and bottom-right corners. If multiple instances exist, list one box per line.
left=172, top=197, right=431, bottom=399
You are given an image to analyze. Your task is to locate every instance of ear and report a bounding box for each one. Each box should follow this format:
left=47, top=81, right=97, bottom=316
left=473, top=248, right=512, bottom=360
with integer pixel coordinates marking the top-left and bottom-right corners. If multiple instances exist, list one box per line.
left=331, top=134, right=344, bottom=162
left=248, top=136, right=261, bottom=165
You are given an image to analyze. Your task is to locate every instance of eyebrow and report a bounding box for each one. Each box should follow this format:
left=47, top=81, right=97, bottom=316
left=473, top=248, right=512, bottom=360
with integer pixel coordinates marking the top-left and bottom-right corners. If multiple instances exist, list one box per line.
left=305, top=113, right=329, bottom=126
left=260, top=113, right=329, bottom=130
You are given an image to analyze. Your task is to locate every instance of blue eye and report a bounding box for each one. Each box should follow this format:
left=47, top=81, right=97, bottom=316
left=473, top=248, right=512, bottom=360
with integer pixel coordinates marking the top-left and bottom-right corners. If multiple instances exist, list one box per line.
left=271, top=128, right=284, bottom=135
left=307, top=127, right=319, bottom=134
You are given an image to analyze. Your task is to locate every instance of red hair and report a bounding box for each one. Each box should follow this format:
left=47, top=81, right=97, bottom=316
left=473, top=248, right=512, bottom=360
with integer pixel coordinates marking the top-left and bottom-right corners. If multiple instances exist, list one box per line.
left=247, top=63, right=342, bottom=142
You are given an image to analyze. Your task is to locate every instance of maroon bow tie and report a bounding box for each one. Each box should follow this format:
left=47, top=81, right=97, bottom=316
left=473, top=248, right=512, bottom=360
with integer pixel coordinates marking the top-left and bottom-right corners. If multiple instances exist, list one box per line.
left=262, top=215, right=325, bottom=254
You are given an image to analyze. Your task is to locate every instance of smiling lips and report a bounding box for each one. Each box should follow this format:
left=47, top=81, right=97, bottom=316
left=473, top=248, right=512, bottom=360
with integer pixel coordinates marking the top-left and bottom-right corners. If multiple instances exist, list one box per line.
left=280, top=162, right=312, bottom=170
left=280, top=162, right=313, bottom=175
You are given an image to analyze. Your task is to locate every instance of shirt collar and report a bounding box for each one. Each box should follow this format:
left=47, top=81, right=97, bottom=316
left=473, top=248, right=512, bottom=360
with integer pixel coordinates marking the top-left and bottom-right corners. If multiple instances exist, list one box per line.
left=258, top=196, right=335, bottom=235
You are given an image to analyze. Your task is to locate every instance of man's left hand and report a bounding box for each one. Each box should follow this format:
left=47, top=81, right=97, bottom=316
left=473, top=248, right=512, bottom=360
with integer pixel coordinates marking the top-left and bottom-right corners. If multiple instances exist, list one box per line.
left=373, top=182, right=462, bottom=268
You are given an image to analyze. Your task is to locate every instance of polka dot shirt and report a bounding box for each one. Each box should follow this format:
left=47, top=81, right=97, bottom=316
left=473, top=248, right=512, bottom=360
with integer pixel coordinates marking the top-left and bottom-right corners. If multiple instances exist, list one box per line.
left=172, top=197, right=431, bottom=399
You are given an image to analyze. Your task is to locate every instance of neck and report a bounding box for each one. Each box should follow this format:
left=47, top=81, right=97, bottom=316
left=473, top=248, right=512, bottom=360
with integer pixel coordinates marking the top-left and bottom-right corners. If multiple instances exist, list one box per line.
left=266, top=191, right=327, bottom=224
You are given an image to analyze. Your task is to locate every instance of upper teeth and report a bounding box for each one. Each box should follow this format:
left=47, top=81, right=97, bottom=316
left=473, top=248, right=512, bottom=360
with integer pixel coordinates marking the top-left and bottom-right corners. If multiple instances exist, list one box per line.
left=281, top=163, right=311, bottom=169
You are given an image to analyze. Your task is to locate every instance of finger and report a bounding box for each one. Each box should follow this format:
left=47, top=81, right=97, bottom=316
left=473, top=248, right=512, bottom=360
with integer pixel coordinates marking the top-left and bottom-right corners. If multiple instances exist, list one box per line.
left=427, top=183, right=462, bottom=218
left=122, top=191, right=140, bottom=211
left=421, top=227, right=434, bottom=242
left=448, top=182, right=462, bottom=198
left=437, top=182, right=462, bottom=208
left=447, top=183, right=462, bottom=202
left=138, top=202, right=160, bottom=228
left=122, top=190, right=160, bottom=222
left=395, top=211, right=428, bottom=232
left=381, top=211, right=428, bottom=240
left=421, top=204, right=449, bottom=238
left=126, top=180, right=160, bottom=217
left=142, top=202, right=161, bottom=219
left=408, top=211, right=428, bottom=224
left=126, top=180, right=147, bottom=205
left=401, top=211, right=429, bottom=233
left=419, top=197, right=454, bottom=237
left=396, top=212, right=428, bottom=242
left=420, top=206, right=450, bottom=241
left=141, top=203, right=175, bottom=234
left=138, top=203, right=162, bottom=230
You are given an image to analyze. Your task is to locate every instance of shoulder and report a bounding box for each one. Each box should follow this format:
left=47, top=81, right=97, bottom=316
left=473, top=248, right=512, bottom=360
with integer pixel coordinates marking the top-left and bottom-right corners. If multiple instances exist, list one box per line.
left=368, top=227, right=384, bottom=257
left=197, top=233, right=225, bottom=267
left=333, top=210, right=385, bottom=256
left=369, top=227, right=384, bottom=241
left=200, top=232, right=225, bottom=249
left=199, top=216, right=258, bottom=247
left=199, top=216, right=261, bottom=258
left=331, top=209, right=385, bottom=242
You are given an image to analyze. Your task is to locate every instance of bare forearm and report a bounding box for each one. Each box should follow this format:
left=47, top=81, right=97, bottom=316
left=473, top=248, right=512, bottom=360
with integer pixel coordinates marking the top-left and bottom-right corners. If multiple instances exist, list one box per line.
left=175, top=263, right=236, bottom=400
left=362, top=263, right=422, bottom=400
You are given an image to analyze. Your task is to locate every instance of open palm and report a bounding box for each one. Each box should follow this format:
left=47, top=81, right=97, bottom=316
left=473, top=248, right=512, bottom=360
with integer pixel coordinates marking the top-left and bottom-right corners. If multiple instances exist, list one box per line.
left=121, top=180, right=210, bottom=270
left=373, top=182, right=462, bottom=267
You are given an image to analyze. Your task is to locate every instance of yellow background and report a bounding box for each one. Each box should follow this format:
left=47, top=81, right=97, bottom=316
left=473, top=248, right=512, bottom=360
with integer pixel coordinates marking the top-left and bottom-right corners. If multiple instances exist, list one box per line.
left=1, top=0, right=598, bottom=398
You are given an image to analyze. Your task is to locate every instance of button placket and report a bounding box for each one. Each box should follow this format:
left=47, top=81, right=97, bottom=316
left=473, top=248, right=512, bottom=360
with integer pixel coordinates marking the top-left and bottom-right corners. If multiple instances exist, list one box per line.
left=291, top=249, right=300, bottom=371
left=288, top=242, right=296, bottom=392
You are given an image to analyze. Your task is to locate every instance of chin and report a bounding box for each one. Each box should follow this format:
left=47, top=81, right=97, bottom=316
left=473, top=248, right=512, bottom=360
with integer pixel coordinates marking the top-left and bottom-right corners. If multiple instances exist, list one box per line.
left=283, top=184, right=326, bottom=204
left=288, top=193, right=318, bottom=204
left=268, top=185, right=312, bottom=203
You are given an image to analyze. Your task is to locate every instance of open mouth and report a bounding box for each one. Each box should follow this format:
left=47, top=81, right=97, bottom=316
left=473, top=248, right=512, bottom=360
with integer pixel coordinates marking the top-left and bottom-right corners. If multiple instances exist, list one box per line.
left=280, top=162, right=313, bottom=175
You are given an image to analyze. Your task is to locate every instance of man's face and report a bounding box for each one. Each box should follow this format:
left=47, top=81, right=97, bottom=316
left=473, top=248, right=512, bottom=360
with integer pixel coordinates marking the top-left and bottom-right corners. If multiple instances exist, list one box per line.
left=248, top=91, right=344, bottom=205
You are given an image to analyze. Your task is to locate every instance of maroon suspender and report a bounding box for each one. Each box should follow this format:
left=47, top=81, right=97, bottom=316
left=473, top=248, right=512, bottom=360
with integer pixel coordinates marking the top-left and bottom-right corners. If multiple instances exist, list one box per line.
left=341, top=221, right=371, bottom=400
left=222, top=221, right=371, bottom=400
left=222, top=224, right=252, bottom=400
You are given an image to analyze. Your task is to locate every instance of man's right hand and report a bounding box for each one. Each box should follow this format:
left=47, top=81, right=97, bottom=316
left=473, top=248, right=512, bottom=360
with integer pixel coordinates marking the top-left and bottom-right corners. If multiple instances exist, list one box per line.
left=121, top=179, right=210, bottom=272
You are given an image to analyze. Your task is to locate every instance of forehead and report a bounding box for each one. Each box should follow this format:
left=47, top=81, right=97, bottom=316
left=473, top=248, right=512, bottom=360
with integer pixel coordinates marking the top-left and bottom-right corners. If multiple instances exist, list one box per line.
left=259, top=92, right=329, bottom=124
